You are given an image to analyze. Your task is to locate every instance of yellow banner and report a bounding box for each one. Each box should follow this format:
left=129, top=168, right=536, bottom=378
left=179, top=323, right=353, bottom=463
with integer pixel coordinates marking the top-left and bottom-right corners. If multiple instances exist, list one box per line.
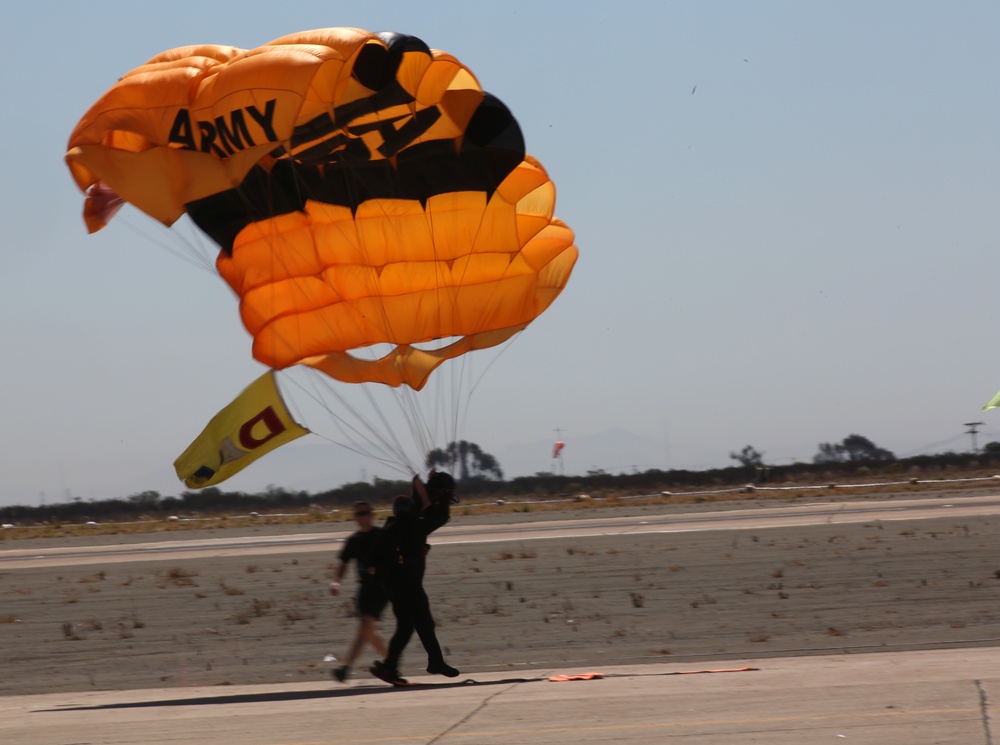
left=174, top=371, right=308, bottom=488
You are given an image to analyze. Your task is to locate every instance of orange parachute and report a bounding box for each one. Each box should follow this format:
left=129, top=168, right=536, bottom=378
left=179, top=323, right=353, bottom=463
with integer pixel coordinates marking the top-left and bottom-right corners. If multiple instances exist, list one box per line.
left=66, top=28, right=577, bottom=390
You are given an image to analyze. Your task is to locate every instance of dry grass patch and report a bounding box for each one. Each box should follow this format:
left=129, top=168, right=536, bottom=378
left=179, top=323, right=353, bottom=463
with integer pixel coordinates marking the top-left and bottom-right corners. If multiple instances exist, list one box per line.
left=155, top=567, right=199, bottom=588
left=61, top=622, right=80, bottom=640
left=492, top=549, right=537, bottom=561
left=6, top=471, right=1000, bottom=542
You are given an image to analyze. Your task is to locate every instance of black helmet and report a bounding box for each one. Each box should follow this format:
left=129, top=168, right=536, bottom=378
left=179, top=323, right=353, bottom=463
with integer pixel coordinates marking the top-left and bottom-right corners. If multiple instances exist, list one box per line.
left=392, top=494, right=415, bottom=517
left=427, top=471, right=455, bottom=492
left=427, top=471, right=457, bottom=505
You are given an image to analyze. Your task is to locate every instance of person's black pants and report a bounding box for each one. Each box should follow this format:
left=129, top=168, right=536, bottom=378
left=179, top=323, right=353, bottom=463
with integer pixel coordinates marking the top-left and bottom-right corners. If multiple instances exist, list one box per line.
left=385, top=584, right=444, bottom=671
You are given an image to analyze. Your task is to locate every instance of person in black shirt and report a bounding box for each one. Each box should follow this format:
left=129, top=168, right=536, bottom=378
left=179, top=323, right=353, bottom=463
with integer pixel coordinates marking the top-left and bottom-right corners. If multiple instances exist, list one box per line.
left=329, top=501, right=388, bottom=683
left=369, top=471, right=458, bottom=684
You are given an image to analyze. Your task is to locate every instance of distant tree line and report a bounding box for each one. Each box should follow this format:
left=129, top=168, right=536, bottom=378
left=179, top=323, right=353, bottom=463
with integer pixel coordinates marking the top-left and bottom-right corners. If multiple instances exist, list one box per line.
left=3, top=434, right=998, bottom=526
left=730, top=434, right=895, bottom=468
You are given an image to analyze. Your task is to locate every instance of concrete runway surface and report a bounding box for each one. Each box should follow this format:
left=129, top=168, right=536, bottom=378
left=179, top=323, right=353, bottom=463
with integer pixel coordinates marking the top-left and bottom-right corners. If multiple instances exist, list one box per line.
left=6, top=493, right=1000, bottom=570
left=4, top=495, right=1000, bottom=743
left=1, top=649, right=997, bottom=744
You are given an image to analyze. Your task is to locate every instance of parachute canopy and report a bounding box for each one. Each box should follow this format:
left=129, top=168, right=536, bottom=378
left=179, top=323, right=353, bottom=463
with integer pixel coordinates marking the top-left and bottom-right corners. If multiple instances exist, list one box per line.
left=67, top=28, right=577, bottom=390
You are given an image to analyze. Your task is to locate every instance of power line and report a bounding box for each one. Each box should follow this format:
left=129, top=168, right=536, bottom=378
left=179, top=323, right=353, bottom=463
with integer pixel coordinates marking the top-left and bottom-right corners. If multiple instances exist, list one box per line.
left=899, top=433, right=969, bottom=458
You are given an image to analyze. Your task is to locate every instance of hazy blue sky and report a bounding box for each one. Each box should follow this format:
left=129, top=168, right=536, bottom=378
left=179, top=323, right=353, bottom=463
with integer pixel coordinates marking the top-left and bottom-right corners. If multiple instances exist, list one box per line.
left=2, top=1, right=999, bottom=507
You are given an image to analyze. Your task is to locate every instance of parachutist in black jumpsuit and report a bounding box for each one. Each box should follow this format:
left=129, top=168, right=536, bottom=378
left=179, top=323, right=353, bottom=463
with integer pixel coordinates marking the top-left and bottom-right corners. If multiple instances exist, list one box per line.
left=370, top=472, right=458, bottom=683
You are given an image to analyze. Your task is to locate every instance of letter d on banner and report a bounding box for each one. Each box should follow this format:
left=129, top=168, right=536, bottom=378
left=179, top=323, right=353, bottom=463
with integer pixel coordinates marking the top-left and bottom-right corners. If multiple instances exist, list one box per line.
left=174, top=371, right=308, bottom=488
left=239, top=407, right=286, bottom=449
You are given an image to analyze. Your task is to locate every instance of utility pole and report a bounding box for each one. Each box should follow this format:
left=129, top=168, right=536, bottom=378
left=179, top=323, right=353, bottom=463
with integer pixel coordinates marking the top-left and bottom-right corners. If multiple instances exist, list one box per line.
left=964, top=421, right=986, bottom=453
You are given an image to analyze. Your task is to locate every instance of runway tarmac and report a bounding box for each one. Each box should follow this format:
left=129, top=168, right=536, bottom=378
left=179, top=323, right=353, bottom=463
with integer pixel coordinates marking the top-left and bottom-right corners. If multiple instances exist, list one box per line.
left=2, top=649, right=996, bottom=744
left=4, top=494, right=1000, bottom=743
left=4, top=493, right=999, bottom=569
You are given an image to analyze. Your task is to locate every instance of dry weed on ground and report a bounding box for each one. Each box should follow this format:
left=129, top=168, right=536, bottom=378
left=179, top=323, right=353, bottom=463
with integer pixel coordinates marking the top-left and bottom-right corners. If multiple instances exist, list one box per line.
left=3, top=514, right=1000, bottom=694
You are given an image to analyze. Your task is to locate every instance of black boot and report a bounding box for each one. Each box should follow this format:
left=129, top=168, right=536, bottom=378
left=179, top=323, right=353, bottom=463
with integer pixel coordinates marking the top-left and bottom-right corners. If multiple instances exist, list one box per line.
left=370, top=660, right=408, bottom=686
left=426, top=660, right=459, bottom=677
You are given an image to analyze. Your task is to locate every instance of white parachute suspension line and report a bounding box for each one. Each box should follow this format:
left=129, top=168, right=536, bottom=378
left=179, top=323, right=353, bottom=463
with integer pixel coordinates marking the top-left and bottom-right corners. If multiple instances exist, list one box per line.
left=310, top=173, right=429, bottom=473
left=115, top=170, right=421, bottom=477
left=113, top=90, right=520, bottom=483
left=279, top=367, right=416, bottom=478
left=419, top=209, right=475, bottom=470
left=115, top=189, right=485, bottom=483
left=239, top=162, right=428, bottom=477
left=252, top=135, right=444, bottom=477
left=291, top=96, right=498, bottom=475
left=427, top=164, right=538, bottom=469
left=118, top=210, right=219, bottom=276
left=241, top=76, right=528, bottom=479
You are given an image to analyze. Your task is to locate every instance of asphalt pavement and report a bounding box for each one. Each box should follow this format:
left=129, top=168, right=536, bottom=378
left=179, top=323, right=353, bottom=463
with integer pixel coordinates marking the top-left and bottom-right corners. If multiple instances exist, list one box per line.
left=2, top=648, right=996, bottom=744
left=5, top=496, right=1000, bottom=743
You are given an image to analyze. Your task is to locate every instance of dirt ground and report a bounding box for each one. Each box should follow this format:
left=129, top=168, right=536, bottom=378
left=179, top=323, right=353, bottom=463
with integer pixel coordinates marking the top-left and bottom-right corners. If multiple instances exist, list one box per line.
left=3, top=509, right=1000, bottom=695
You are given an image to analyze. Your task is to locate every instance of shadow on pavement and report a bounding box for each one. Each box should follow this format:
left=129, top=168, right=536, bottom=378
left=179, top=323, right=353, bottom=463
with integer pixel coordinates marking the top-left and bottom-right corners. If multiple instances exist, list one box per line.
left=37, top=677, right=542, bottom=712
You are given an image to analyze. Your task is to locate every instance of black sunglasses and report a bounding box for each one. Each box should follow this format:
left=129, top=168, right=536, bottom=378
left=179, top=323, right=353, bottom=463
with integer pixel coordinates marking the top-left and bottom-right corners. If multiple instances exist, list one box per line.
left=354, top=510, right=372, bottom=517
